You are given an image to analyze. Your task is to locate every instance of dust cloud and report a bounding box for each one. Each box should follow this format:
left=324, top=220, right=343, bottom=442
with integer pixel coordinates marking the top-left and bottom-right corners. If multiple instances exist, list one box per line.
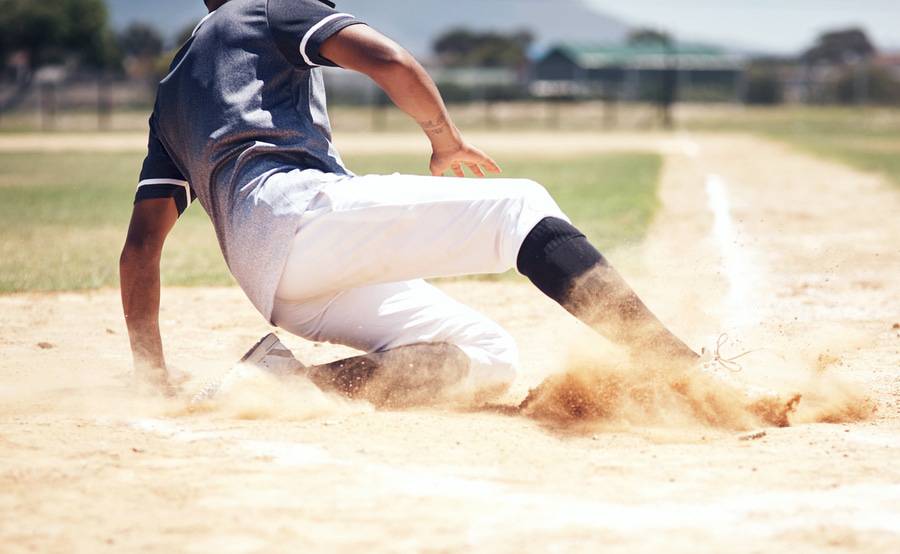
left=519, top=339, right=875, bottom=432
left=184, top=363, right=372, bottom=421
left=0, top=360, right=370, bottom=425
left=182, top=323, right=877, bottom=431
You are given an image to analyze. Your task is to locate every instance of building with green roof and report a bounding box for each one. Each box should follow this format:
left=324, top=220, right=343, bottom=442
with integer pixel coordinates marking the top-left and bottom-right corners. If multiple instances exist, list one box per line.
left=533, top=42, right=746, bottom=101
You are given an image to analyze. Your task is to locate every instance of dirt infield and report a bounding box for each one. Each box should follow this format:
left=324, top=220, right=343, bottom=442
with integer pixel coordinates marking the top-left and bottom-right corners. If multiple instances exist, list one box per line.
left=1, top=134, right=899, bottom=552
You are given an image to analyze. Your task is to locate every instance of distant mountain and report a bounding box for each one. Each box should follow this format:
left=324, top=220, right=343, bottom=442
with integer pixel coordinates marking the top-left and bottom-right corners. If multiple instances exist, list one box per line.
left=105, top=0, right=629, bottom=54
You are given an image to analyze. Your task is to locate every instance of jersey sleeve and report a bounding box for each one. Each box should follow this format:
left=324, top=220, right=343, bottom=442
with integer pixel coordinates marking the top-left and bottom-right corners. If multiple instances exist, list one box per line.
left=268, top=0, right=365, bottom=69
left=135, top=117, right=195, bottom=216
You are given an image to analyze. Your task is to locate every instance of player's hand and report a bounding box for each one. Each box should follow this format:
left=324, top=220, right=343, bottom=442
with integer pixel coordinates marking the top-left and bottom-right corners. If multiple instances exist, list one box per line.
left=430, top=142, right=502, bottom=178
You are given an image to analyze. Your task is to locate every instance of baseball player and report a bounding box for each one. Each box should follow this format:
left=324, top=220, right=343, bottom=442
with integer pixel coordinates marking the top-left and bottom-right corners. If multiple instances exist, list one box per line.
left=120, top=0, right=701, bottom=405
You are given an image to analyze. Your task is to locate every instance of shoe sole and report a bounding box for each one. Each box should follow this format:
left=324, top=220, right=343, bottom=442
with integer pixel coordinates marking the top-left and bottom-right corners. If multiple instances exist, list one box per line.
left=191, top=333, right=280, bottom=405
left=239, top=332, right=280, bottom=366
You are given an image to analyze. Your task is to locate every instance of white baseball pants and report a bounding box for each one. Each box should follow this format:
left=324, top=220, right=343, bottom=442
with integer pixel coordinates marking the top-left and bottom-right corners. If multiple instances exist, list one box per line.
left=271, top=173, right=568, bottom=397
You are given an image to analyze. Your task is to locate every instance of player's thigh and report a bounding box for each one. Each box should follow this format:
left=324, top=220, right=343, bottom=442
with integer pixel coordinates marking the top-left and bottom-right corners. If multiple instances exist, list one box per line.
left=275, top=174, right=568, bottom=301
left=272, top=280, right=519, bottom=390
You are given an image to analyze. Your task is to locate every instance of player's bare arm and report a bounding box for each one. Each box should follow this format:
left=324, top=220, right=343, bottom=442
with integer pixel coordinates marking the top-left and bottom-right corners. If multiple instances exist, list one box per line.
left=119, top=197, right=178, bottom=394
left=320, top=24, right=501, bottom=178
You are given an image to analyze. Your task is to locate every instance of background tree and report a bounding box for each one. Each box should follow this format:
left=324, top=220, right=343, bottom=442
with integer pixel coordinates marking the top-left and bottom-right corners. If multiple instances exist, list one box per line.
left=117, top=22, right=165, bottom=80
left=834, top=66, right=900, bottom=105
left=118, top=23, right=164, bottom=60
left=0, top=0, right=119, bottom=115
left=803, top=28, right=877, bottom=64
left=0, top=0, right=118, bottom=70
left=433, top=29, right=534, bottom=68
left=743, top=63, right=784, bottom=105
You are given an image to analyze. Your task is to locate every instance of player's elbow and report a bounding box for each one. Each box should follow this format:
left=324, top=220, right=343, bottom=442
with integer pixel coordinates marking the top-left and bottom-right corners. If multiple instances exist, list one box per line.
left=364, top=44, right=416, bottom=78
left=376, top=43, right=414, bottom=67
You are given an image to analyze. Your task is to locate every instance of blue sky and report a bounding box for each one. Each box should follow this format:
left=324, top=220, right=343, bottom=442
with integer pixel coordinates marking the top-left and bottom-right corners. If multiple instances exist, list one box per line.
left=587, top=0, right=900, bottom=53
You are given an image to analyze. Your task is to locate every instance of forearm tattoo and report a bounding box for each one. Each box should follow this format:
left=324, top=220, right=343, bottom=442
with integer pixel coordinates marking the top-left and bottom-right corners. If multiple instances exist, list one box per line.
left=418, top=113, right=449, bottom=136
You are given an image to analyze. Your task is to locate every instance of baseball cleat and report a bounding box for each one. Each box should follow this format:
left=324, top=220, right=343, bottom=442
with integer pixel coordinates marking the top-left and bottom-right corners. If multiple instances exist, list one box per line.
left=696, top=337, right=802, bottom=427
left=238, top=332, right=306, bottom=377
left=191, top=333, right=305, bottom=404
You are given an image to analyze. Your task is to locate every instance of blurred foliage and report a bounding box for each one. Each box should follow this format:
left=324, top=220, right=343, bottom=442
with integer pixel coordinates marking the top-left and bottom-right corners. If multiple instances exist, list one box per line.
left=803, top=28, right=876, bottom=64
left=433, top=28, right=533, bottom=69
left=834, top=66, right=900, bottom=106
left=117, top=23, right=164, bottom=60
left=435, top=83, right=532, bottom=104
left=744, top=65, right=784, bottom=105
left=0, top=0, right=119, bottom=69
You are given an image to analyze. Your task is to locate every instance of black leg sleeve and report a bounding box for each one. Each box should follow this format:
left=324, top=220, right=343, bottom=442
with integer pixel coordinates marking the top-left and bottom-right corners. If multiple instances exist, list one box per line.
left=516, top=217, right=605, bottom=303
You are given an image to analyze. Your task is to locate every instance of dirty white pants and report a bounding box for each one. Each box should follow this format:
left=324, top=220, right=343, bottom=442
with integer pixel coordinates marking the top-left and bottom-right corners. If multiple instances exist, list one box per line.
left=271, top=173, right=568, bottom=397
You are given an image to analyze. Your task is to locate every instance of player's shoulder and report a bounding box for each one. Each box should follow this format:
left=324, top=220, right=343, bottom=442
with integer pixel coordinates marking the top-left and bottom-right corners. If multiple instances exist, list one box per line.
left=181, top=0, right=272, bottom=62
left=268, top=0, right=363, bottom=68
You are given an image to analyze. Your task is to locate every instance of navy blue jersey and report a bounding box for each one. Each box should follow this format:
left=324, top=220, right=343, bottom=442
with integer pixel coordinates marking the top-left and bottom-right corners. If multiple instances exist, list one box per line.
left=135, top=0, right=365, bottom=318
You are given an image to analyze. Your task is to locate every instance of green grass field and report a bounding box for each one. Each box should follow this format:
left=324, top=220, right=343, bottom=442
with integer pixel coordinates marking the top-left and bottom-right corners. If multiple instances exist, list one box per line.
left=0, top=150, right=661, bottom=293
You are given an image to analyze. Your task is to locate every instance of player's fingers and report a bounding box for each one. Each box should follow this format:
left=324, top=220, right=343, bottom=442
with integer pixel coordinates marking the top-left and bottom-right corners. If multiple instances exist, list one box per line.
left=467, top=163, right=485, bottom=178
left=451, top=164, right=465, bottom=178
left=482, top=156, right=502, bottom=174
left=466, top=147, right=502, bottom=175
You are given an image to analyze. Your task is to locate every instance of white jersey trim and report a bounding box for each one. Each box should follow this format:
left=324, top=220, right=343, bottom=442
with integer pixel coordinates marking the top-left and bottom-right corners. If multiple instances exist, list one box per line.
left=299, top=13, right=355, bottom=68
left=192, top=10, right=217, bottom=38
left=137, top=178, right=192, bottom=208
left=137, top=178, right=189, bottom=188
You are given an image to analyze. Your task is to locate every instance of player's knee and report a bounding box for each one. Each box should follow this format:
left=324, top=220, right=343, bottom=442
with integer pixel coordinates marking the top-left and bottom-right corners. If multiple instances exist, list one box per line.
left=516, top=178, right=562, bottom=216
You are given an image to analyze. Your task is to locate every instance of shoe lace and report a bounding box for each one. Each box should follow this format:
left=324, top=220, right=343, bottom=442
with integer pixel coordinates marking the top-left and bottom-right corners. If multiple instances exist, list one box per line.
left=704, top=333, right=758, bottom=373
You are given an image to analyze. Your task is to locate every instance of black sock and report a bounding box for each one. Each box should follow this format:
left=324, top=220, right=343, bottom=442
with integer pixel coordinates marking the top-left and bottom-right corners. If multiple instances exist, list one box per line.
left=516, top=217, right=605, bottom=303
left=517, top=217, right=698, bottom=362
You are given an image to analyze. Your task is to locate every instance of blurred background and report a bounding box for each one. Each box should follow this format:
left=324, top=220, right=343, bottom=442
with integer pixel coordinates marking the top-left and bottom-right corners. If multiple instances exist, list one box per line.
left=2, top=0, right=899, bottom=130
left=1, top=0, right=899, bottom=292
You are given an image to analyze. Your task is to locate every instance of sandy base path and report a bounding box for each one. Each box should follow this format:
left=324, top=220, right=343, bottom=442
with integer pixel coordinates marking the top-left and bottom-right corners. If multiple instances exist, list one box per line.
left=1, top=134, right=899, bottom=553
